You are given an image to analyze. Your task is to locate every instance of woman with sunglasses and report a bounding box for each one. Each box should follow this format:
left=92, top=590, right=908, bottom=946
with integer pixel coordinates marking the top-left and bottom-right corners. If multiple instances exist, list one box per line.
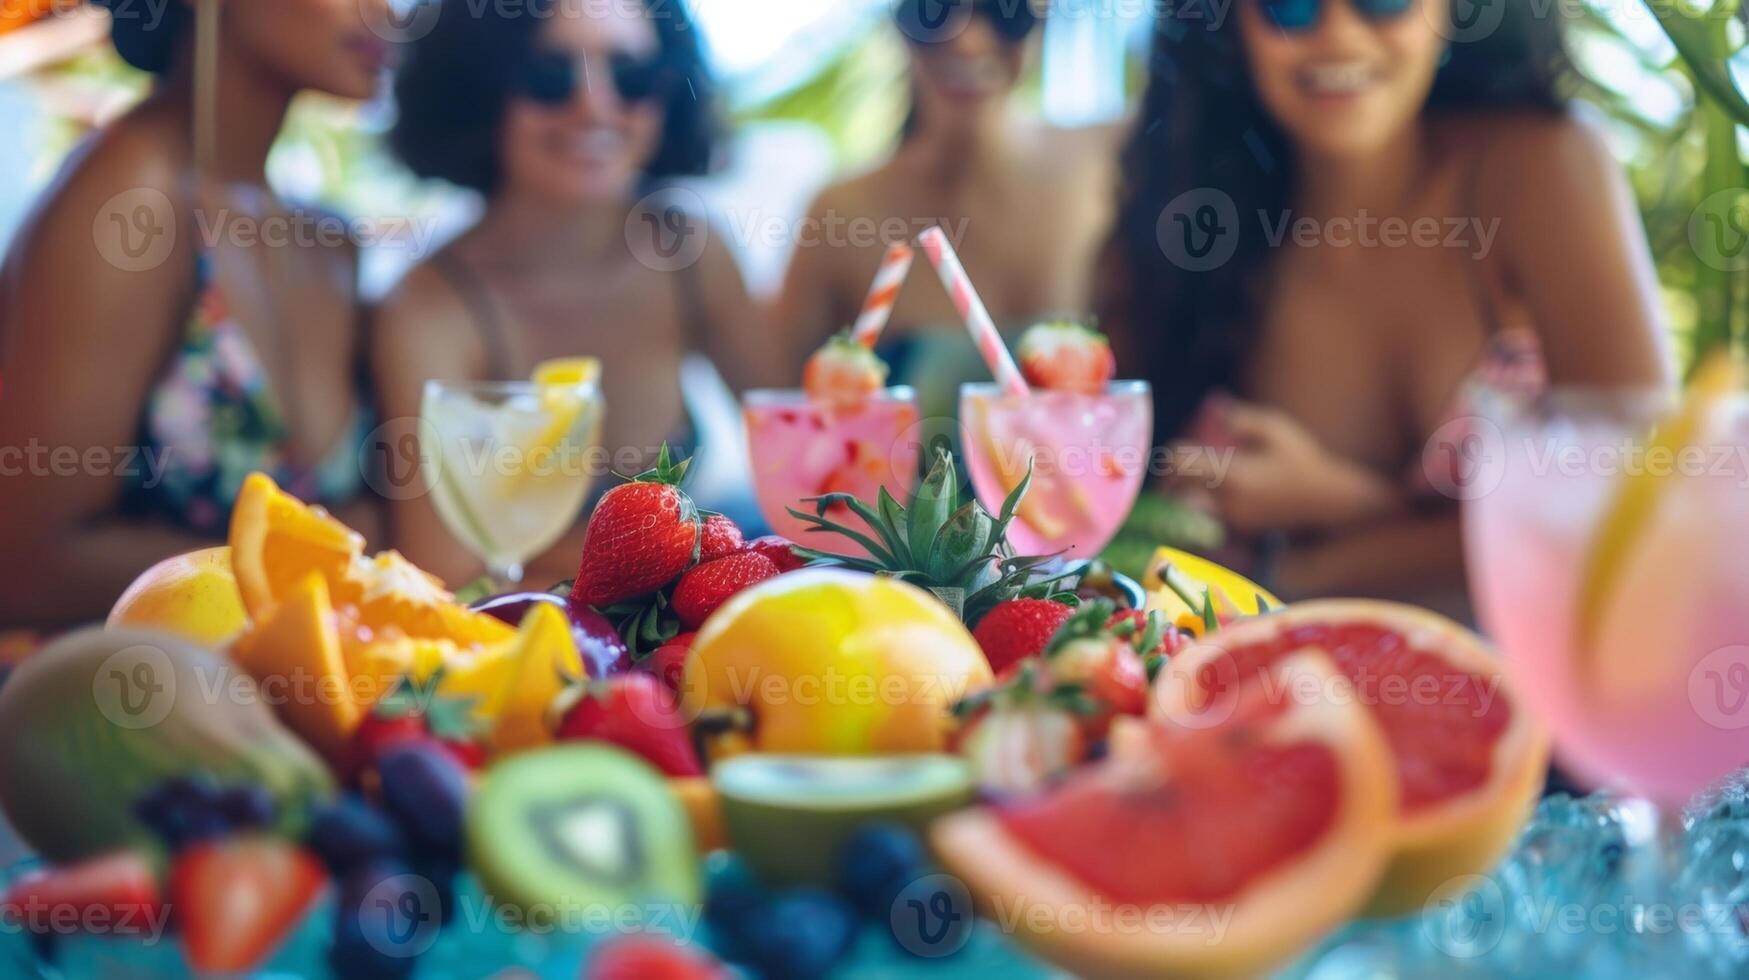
left=776, top=0, right=1122, bottom=419
left=0, top=0, right=393, bottom=627
left=378, top=0, right=769, bottom=584
left=1102, top=0, right=1668, bottom=610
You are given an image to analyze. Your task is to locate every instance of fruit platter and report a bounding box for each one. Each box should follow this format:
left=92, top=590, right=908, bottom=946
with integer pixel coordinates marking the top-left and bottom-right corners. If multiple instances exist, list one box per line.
left=3, top=236, right=1746, bottom=979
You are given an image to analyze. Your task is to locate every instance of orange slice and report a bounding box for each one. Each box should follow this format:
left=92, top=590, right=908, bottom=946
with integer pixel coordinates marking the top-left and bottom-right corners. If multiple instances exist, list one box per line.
left=229, top=573, right=362, bottom=762
left=228, top=474, right=515, bottom=648
left=483, top=602, right=584, bottom=754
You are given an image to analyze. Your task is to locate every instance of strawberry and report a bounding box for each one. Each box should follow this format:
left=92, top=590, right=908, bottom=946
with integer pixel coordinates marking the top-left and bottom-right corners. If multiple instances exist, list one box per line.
left=639, top=631, right=696, bottom=695
left=586, top=935, right=728, bottom=980
left=351, top=672, right=486, bottom=773
left=2, top=851, right=163, bottom=936
left=571, top=445, right=702, bottom=609
left=1043, top=600, right=1152, bottom=729
left=698, top=514, right=745, bottom=563
left=1106, top=607, right=1192, bottom=665
left=1016, top=320, right=1115, bottom=394
left=555, top=673, right=703, bottom=777
left=671, top=552, right=780, bottom=630
left=972, top=598, right=1076, bottom=675
left=172, top=837, right=327, bottom=973
left=952, top=665, right=1089, bottom=795
left=745, top=535, right=807, bottom=573
left=803, top=334, right=889, bottom=408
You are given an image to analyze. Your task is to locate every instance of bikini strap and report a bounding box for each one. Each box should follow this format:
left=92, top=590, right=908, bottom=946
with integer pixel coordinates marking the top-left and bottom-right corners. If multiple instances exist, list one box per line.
left=430, top=250, right=515, bottom=380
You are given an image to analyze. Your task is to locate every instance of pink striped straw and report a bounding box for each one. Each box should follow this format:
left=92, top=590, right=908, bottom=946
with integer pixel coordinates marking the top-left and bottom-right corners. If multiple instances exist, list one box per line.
left=850, top=243, right=914, bottom=348
left=916, top=226, right=1031, bottom=397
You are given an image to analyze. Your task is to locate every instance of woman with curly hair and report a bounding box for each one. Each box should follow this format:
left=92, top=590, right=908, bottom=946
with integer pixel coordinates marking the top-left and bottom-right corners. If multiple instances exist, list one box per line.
left=0, top=0, right=392, bottom=626
left=377, top=0, right=771, bottom=584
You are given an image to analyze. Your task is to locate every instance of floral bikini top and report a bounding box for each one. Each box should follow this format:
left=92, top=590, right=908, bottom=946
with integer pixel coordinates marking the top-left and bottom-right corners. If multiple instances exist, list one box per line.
left=126, top=254, right=368, bottom=532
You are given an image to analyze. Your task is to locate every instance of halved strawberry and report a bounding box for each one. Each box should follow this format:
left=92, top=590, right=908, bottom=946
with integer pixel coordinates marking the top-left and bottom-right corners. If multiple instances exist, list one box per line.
left=2, top=851, right=162, bottom=936
left=671, top=552, right=780, bottom=630
left=803, top=334, right=889, bottom=408
left=172, top=837, right=327, bottom=973
left=554, top=673, right=702, bottom=777
left=1016, top=321, right=1115, bottom=395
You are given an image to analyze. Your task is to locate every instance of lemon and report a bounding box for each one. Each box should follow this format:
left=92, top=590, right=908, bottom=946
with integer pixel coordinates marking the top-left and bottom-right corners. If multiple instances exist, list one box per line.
left=1575, top=352, right=1742, bottom=667
left=107, top=547, right=250, bottom=647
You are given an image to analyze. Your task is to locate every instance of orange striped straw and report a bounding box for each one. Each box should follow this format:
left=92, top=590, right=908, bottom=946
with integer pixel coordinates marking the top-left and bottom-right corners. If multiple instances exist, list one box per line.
left=917, top=226, right=1030, bottom=397
left=850, top=242, right=914, bottom=348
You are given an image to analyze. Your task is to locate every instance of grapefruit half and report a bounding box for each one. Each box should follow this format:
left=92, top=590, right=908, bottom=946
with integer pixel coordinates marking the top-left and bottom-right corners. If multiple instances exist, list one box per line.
left=932, top=651, right=1396, bottom=978
left=1154, top=599, right=1548, bottom=916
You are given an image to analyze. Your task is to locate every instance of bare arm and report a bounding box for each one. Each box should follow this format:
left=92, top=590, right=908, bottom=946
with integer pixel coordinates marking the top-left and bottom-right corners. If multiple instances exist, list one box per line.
left=691, top=228, right=783, bottom=392
left=371, top=262, right=490, bottom=587
left=1485, top=115, right=1672, bottom=388
left=1276, top=510, right=1466, bottom=603
left=0, top=135, right=215, bottom=627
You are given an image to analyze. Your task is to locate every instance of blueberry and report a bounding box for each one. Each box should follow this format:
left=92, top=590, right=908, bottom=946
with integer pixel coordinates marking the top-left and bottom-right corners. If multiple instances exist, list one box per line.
left=217, top=784, right=277, bottom=829
left=837, top=824, right=927, bottom=918
left=703, top=851, right=764, bottom=959
left=741, top=888, right=858, bottom=979
left=305, top=794, right=408, bottom=875
left=376, top=742, right=468, bottom=862
left=331, top=860, right=425, bottom=980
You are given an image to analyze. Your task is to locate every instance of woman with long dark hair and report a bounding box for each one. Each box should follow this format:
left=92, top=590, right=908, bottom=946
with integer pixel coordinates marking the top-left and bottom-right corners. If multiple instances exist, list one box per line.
left=0, top=0, right=391, bottom=626
left=377, top=0, right=770, bottom=584
left=1103, top=0, right=1670, bottom=606
left=776, top=0, right=1122, bottom=420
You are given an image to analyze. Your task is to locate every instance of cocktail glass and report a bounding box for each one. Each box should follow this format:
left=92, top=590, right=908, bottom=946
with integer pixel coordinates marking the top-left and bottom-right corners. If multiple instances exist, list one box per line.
left=1463, top=381, right=1749, bottom=956
left=743, top=387, right=921, bottom=556
left=959, top=381, right=1154, bottom=559
left=421, top=379, right=605, bottom=587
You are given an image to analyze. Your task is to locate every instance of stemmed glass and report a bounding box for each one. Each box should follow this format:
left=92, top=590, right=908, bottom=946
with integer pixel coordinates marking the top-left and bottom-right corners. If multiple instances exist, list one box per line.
left=420, top=379, right=605, bottom=587
left=1461, top=374, right=1749, bottom=949
left=958, top=380, right=1154, bottom=560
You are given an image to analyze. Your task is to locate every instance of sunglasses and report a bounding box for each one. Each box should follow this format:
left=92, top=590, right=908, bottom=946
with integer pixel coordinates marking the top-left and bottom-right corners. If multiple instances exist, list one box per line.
left=516, top=49, right=676, bottom=107
left=1255, top=0, right=1415, bottom=32
left=894, top=0, right=1041, bottom=46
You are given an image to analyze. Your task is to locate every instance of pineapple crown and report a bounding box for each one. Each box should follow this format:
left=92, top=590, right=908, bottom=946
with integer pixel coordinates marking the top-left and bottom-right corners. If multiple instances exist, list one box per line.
left=786, top=447, right=1075, bottom=624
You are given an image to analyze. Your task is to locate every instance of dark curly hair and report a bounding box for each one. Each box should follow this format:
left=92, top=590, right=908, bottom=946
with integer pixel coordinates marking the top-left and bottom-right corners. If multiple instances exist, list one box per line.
left=391, top=0, right=720, bottom=195
left=92, top=0, right=189, bottom=75
left=1105, top=1, right=1572, bottom=442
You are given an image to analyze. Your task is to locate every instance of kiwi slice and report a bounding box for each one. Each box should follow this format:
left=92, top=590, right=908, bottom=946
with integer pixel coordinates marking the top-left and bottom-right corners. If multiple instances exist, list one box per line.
left=714, top=754, right=973, bottom=886
left=467, top=745, right=700, bottom=928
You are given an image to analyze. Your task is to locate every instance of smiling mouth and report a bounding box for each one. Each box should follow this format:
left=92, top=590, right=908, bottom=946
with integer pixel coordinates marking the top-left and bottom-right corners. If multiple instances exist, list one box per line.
left=552, top=127, right=629, bottom=167
left=1297, top=62, right=1379, bottom=97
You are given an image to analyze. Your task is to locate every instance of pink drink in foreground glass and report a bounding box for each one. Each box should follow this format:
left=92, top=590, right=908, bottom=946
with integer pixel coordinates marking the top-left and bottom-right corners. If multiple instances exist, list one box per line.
left=959, top=381, right=1153, bottom=560
left=744, top=387, right=920, bottom=557
left=1464, top=389, right=1749, bottom=806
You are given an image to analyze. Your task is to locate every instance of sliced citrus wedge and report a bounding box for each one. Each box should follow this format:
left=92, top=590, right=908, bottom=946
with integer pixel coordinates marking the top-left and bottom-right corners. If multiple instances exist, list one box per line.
left=532, top=357, right=602, bottom=388
left=484, top=602, right=584, bottom=754
left=229, top=573, right=362, bottom=762
left=1575, top=352, right=1743, bottom=663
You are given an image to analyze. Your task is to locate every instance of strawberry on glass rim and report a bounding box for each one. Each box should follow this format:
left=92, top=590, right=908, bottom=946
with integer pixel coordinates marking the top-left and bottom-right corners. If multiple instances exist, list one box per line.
left=802, top=333, right=890, bottom=410
left=1016, top=320, right=1115, bottom=395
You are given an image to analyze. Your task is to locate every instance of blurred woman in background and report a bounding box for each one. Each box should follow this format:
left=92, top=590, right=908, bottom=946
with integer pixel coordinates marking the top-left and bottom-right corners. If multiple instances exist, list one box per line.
left=776, top=0, right=1121, bottom=420
left=1103, top=0, right=1669, bottom=608
left=378, top=0, right=768, bottom=585
left=0, top=0, right=390, bottom=626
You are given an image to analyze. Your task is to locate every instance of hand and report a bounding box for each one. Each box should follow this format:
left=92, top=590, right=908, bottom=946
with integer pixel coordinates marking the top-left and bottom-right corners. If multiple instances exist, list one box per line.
left=1173, top=399, right=1401, bottom=536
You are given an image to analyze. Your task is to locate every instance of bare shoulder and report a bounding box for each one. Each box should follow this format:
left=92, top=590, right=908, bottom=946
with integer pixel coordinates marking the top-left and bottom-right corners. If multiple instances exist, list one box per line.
left=376, top=246, right=480, bottom=353
left=1438, top=110, right=1620, bottom=207
left=804, top=165, right=890, bottom=223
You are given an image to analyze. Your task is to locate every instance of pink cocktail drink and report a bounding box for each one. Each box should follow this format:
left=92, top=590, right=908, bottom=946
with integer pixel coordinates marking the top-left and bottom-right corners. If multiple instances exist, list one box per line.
left=1465, top=391, right=1749, bottom=806
left=744, top=387, right=920, bottom=556
left=959, top=381, right=1153, bottom=559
